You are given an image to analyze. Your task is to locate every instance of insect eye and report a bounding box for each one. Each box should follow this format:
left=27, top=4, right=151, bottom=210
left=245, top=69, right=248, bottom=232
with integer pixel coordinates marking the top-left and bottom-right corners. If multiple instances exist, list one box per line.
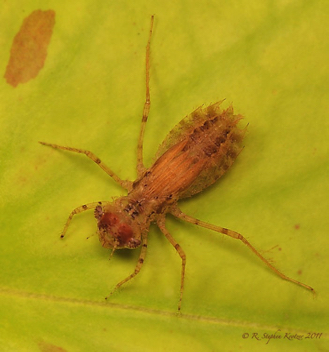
left=116, top=223, right=141, bottom=248
left=100, top=212, right=119, bottom=227
left=118, top=223, right=133, bottom=239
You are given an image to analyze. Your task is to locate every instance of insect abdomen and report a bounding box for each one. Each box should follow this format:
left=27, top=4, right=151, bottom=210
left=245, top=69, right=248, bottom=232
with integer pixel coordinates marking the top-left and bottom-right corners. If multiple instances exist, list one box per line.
left=134, top=102, right=246, bottom=204
left=178, top=102, right=246, bottom=198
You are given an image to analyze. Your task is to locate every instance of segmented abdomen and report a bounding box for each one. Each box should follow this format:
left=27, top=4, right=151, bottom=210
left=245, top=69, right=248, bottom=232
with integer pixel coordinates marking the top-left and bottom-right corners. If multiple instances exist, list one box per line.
left=176, top=102, right=246, bottom=198
left=132, top=102, right=246, bottom=203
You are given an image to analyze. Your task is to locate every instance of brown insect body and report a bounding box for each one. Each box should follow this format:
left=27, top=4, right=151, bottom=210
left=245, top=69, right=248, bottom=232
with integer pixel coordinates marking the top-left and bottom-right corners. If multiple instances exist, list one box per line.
left=96, top=102, right=245, bottom=250
left=40, top=16, right=314, bottom=310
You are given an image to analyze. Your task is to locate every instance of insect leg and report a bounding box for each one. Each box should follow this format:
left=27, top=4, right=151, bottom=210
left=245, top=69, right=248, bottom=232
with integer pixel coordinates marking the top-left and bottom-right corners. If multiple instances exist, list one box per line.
left=60, top=201, right=110, bottom=239
left=136, top=15, right=154, bottom=176
left=157, top=216, right=186, bottom=311
left=106, top=234, right=148, bottom=299
left=39, top=141, right=132, bottom=190
left=171, top=207, right=315, bottom=295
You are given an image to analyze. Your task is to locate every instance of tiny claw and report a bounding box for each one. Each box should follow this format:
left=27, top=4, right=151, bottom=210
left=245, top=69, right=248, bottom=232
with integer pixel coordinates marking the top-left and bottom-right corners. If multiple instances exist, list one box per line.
left=105, top=289, right=116, bottom=301
left=311, top=288, right=317, bottom=299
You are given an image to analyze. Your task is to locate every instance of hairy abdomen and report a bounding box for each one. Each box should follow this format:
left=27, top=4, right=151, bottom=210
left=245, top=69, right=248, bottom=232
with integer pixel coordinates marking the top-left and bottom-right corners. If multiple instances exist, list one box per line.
left=131, top=102, right=246, bottom=205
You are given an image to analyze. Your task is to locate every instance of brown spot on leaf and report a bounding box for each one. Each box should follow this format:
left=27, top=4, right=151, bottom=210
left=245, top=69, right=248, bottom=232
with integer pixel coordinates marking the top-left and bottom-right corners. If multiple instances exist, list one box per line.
left=4, top=9, right=55, bottom=87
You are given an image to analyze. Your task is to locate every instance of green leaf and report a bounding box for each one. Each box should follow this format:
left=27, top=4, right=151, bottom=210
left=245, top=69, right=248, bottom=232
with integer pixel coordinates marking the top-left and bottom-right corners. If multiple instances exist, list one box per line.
left=1, top=1, right=328, bottom=351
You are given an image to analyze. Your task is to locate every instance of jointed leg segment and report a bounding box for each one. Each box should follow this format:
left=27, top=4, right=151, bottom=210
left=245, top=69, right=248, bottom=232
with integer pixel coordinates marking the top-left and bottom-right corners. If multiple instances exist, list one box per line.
left=137, top=15, right=154, bottom=176
left=106, top=234, right=149, bottom=299
left=39, top=142, right=132, bottom=190
left=157, top=216, right=186, bottom=311
left=60, top=201, right=110, bottom=239
left=171, top=206, right=315, bottom=294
